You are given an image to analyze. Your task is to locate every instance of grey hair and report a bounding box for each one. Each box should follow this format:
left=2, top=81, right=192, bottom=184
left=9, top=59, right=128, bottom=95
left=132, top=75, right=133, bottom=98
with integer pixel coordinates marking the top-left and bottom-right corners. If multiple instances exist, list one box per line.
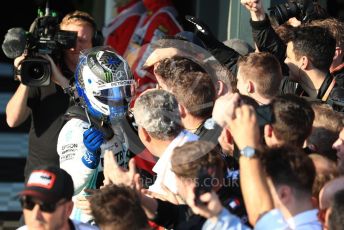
left=134, top=89, right=182, bottom=140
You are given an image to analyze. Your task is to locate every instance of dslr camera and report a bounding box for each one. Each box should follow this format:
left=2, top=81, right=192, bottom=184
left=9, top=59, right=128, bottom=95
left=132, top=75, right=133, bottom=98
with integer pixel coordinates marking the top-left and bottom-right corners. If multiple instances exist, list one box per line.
left=268, top=0, right=317, bottom=25
left=5, top=2, right=77, bottom=87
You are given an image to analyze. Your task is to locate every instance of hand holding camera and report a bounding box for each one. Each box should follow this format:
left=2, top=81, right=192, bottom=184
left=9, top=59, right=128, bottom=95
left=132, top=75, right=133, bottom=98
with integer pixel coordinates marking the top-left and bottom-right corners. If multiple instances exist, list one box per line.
left=189, top=167, right=223, bottom=219
left=213, top=93, right=262, bottom=150
left=268, top=0, right=325, bottom=25
left=39, top=54, right=70, bottom=89
left=212, top=93, right=241, bottom=128
left=191, top=191, right=223, bottom=220
left=13, top=54, right=27, bottom=82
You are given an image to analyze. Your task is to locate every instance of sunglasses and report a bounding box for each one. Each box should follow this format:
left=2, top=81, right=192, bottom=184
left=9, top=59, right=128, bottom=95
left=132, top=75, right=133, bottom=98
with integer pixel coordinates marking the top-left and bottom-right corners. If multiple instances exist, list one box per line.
left=20, top=196, right=66, bottom=213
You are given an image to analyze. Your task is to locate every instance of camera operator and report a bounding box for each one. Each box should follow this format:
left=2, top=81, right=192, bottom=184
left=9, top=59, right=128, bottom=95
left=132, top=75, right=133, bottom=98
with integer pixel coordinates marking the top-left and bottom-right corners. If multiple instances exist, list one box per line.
left=240, top=0, right=344, bottom=111
left=5, top=10, right=97, bottom=183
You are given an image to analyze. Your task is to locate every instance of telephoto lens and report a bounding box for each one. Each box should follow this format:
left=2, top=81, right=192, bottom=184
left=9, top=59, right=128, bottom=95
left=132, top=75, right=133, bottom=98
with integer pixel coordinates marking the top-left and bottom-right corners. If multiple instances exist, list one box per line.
left=269, top=0, right=302, bottom=25
left=268, top=0, right=316, bottom=25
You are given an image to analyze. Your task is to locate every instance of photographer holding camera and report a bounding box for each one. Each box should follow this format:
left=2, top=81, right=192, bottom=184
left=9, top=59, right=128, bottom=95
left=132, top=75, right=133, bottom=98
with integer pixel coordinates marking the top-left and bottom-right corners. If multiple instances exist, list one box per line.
left=5, top=10, right=98, bottom=183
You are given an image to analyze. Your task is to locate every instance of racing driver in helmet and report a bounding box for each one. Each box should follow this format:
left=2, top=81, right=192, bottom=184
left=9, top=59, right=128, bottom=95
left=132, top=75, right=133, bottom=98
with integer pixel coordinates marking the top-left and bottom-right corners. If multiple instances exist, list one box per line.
left=57, top=46, right=135, bottom=224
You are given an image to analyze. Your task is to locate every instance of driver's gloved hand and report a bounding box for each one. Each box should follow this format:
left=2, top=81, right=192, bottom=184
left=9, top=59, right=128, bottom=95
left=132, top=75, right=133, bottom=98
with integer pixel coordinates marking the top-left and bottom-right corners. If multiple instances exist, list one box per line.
left=82, top=127, right=104, bottom=169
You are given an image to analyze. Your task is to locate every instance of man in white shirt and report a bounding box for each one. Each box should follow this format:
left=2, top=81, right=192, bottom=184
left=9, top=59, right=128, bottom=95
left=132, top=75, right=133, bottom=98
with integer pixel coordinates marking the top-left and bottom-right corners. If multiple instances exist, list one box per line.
left=260, top=146, right=321, bottom=230
left=133, top=89, right=198, bottom=195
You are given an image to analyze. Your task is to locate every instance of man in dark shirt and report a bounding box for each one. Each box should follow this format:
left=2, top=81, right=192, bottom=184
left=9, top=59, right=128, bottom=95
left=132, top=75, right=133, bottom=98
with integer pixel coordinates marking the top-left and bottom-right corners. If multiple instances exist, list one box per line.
left=6, top=11, right=97, bottom=181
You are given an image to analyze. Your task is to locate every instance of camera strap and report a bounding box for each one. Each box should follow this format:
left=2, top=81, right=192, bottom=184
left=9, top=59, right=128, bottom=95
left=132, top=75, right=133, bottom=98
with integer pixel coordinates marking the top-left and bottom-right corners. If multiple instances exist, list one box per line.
left=321, top=78, right=336, bottom=102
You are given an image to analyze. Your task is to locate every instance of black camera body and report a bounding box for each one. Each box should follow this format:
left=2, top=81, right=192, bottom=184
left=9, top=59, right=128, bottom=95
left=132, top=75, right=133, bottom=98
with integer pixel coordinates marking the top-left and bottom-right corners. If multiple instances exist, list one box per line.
left=268, top=0, right=315, bottom=25
left=21, top=8, right=77, bottom=87
left=194, top=167, right=213, bottom=206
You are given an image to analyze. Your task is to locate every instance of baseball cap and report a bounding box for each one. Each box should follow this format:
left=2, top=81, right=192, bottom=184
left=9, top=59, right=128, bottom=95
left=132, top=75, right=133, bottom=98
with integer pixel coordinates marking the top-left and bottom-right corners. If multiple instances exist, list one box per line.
left=20, top=166, right=74, bottom=204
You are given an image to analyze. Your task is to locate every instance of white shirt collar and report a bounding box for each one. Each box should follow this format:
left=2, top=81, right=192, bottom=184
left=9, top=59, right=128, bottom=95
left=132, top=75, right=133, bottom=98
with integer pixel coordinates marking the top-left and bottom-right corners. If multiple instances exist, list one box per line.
left=287, top=209, right=322, bottom=230
left=152, top=130, right=198, bottom=173
left=149, top=130, right=198, bottom=194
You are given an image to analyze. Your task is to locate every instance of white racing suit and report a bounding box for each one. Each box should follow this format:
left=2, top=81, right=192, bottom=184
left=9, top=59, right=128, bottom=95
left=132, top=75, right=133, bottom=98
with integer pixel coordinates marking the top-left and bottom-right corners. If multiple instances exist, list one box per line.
left=57, top=118, right=129, bottom=224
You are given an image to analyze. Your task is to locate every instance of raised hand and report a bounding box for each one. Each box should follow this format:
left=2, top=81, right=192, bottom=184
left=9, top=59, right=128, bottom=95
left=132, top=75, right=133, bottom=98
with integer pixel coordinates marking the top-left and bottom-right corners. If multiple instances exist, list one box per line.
left=227, top=104, right=260, bottom=150
left=240, top=0, right=266, bottom=21
left=103, top=150, right=136, bottom=187
left=212, top=92, right=240, bottom=128
left=143, top=184, right=183, bottom=205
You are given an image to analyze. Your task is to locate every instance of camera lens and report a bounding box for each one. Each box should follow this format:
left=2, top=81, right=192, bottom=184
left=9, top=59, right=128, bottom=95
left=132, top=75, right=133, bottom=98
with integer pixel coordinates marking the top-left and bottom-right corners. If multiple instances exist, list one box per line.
left=29, top=63, right=45, bottom=80
left=269, top=1, right=302, bottom=25
left=20, top=57, right=51, bottom=86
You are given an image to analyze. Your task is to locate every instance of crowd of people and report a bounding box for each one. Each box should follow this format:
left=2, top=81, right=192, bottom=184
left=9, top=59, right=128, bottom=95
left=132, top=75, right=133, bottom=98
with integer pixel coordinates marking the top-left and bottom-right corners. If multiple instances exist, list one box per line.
left=5, top=0, right=344, bottom=229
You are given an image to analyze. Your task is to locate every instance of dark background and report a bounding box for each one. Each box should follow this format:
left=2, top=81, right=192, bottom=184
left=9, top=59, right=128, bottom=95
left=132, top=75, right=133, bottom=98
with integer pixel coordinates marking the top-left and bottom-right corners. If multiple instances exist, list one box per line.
left=0, top=0, right=199, bottom=64
left=0, top=0, right=79, bottom=63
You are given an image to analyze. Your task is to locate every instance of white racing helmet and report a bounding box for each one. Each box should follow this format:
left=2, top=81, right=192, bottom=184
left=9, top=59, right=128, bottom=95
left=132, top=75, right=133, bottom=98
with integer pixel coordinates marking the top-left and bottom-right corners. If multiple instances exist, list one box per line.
left=75, top=46, right=135, bottom=121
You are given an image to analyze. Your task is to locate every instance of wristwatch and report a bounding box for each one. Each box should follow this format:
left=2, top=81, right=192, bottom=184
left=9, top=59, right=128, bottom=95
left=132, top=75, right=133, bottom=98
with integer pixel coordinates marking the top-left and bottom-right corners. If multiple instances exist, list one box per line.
left=240, top=146, right=256, bottom=158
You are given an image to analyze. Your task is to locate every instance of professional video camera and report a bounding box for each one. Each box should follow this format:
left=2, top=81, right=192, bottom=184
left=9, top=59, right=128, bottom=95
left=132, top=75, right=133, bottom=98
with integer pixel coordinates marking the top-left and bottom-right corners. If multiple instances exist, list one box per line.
left=2, top=1, right=77, bottom=86
left=268, top=0, right=324, bottom=25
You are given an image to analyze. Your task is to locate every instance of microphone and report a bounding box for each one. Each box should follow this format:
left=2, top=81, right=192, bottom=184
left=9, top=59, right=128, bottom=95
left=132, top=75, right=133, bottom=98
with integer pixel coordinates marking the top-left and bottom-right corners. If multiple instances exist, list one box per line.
left=2, top=27, right=27, bottom=59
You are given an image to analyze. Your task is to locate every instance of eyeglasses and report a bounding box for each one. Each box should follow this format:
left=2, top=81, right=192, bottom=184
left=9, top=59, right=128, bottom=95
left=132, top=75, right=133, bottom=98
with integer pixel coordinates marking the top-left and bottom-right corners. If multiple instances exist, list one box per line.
left=20, top=196, right=67, bottom=213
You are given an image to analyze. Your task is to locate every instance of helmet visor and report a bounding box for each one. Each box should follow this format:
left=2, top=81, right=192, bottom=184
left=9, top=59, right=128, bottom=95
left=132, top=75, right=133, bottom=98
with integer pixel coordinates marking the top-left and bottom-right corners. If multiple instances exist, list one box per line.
left=94, top=81, right=135, bottom=120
